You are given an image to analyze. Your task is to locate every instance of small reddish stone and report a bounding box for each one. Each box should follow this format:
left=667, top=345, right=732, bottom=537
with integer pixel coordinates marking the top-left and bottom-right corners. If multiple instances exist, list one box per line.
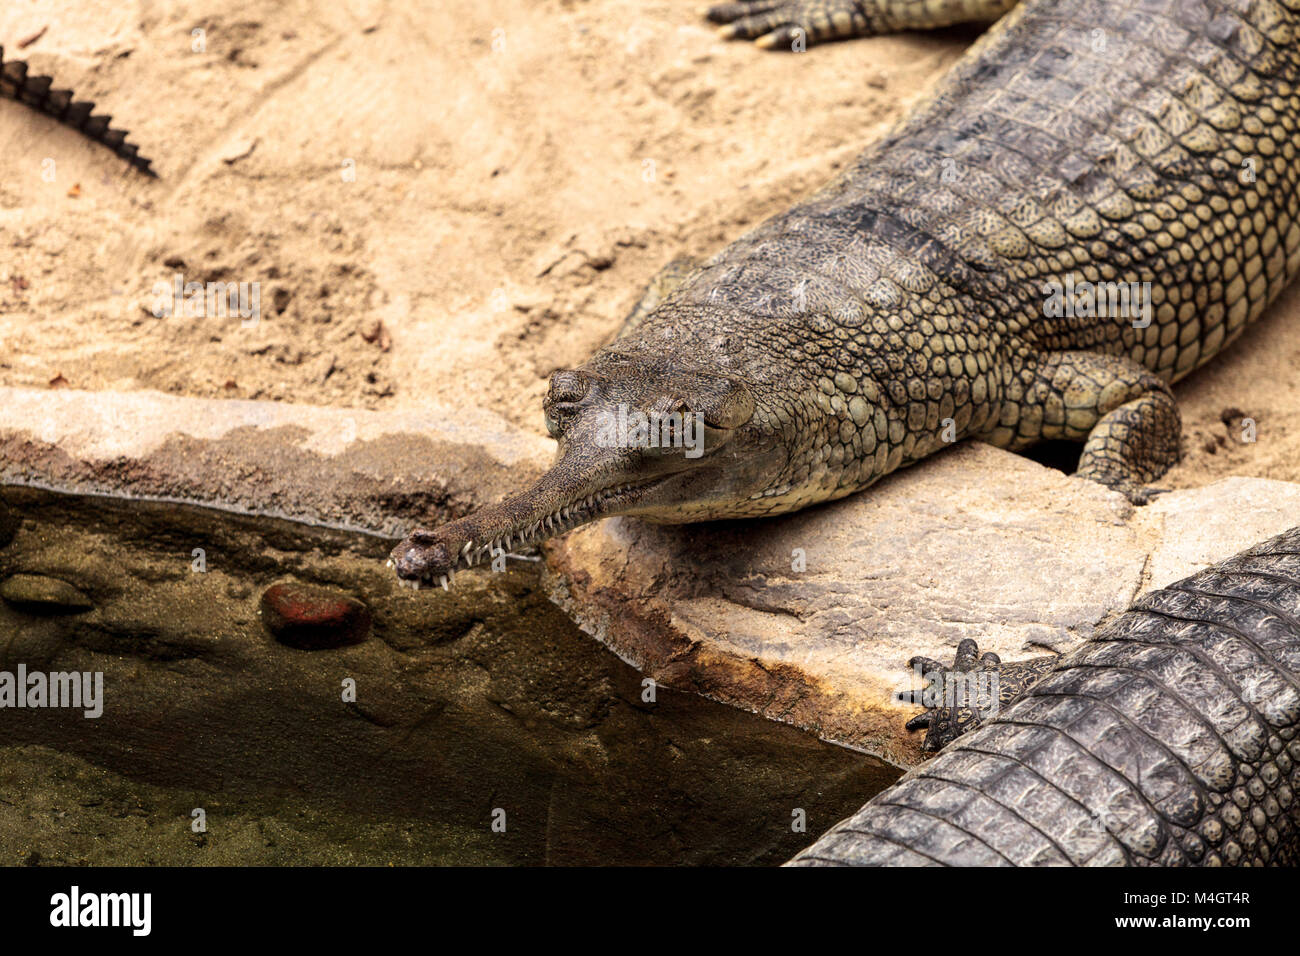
left=260, top=582, right=370, bottom=650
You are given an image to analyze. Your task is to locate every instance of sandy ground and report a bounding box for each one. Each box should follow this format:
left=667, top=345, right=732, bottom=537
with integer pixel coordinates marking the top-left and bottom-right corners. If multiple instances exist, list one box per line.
left=2, top=0, right=1298, bottom=488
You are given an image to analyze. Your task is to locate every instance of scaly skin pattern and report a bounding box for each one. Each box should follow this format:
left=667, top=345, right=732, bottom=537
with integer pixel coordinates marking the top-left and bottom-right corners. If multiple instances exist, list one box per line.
left=790, top=527, right=1300, bottom=866
left=900, top=638, right=1057, bottom=752
left=1, top=44, right=155, bottom=176
left=391, top=0, right=1300, bottom=588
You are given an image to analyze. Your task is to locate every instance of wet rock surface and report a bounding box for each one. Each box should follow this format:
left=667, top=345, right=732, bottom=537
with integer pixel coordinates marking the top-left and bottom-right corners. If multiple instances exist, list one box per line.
left=546, top=443, right=1300, bottom=765
left=260, top=582, right=371, bottom=650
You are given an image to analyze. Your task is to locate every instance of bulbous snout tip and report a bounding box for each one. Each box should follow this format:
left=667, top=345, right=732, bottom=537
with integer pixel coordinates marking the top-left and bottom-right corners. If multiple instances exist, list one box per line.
left=389, top=531, right=454, bottom=581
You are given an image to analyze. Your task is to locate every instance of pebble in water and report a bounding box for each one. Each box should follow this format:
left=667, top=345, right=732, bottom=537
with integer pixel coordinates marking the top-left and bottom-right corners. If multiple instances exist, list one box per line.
left=260, top=582, right=371, bottom=650
left=0, top=573, right=94, bottom=613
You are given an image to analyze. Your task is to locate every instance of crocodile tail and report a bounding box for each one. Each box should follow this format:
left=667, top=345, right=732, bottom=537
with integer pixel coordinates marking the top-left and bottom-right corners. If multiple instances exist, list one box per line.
left=0, top=44, right=156, bottom=177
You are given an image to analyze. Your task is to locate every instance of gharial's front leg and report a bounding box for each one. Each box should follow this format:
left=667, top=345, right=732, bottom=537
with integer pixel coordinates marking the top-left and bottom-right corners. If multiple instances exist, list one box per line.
left=703, top=0, right=1019, bottom=50
left=982, top=350, right=1183, bottom=505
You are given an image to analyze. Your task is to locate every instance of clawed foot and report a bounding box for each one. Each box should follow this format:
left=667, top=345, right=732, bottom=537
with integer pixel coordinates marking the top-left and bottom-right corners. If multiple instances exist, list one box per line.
left=703, top=0, right=874, bottom=50
left=1087, top=477, right=1172, bottom=506
left=898, top=639, right=1058, bottom=752
left=897, top=638, right=1003, bottom=753
left=1126, top=484, right=1171, bottom=505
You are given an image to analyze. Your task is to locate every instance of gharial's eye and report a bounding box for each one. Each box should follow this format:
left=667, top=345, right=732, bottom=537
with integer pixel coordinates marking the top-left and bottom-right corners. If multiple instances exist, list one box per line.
left=543, top=406, right=567, bottom=438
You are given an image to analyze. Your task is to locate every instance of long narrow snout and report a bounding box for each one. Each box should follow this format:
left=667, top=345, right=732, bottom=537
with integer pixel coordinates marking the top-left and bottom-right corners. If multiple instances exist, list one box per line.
left=388, top=456, right=669, bottom=590
left=389, top=350, right=759, bottom=590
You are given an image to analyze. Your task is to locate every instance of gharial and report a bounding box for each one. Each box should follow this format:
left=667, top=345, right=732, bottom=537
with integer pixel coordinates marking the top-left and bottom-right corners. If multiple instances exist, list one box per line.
left=387, top=0, right=1300, bottom=786
left=390, top=0, right=1300, bottom=590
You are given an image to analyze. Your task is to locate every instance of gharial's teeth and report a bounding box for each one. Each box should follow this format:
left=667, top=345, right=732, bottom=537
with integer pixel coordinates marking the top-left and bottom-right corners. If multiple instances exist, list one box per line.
left=386, top=558, right=395, bottom=569
left=410, top=483, right=645, bottom=581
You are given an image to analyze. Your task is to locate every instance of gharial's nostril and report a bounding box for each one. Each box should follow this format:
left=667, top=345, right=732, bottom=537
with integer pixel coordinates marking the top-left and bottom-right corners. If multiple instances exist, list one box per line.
left=393, top=548, right=423, bottom=576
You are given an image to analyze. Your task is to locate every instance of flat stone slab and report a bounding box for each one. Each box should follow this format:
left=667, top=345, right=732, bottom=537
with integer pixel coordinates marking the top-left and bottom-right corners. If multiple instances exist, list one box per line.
left=1144, top=477, right=1300, bottom=589
left=0, top=386, right=551, bottom=536
left=546, top=444, right=1300, bottom=765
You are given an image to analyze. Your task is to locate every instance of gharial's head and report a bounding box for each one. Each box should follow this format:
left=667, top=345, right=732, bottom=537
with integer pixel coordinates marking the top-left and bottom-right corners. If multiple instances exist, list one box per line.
left=389, top=347, right=784, bottom=589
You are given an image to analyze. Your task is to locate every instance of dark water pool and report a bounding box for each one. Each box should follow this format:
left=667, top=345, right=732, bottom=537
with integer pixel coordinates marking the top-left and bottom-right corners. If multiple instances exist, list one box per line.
left=0, top=486, right=899, bottom=865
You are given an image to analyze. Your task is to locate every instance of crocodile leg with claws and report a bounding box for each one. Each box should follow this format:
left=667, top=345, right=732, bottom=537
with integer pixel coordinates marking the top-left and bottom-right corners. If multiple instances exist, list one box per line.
left=898, top=637, right=1057, bottom=753
left=705, top=0, right=1019, bottom=50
